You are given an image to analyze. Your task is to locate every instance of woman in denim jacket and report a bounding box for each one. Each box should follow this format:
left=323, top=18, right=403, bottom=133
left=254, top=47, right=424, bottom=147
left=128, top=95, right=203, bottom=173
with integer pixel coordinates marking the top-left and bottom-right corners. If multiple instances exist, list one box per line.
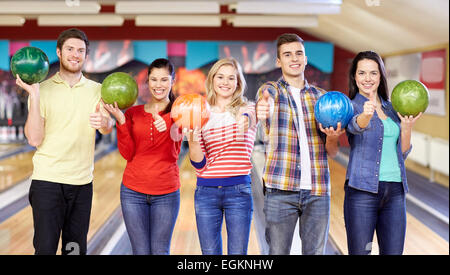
left=344, top=51, right=422, bottom=255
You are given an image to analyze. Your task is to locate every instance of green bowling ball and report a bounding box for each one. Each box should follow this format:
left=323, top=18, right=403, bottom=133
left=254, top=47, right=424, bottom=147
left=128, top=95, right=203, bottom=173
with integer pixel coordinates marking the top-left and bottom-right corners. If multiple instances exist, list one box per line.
left=10, top=46, right=50, bottom=84
left=101, top=72, right=138, bottom=110
left=391, top=80, right=429, bottom=117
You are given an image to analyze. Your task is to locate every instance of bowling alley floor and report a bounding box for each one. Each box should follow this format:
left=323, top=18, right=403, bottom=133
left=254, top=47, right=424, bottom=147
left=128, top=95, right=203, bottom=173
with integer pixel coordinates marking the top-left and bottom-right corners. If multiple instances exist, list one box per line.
left=0, top=141, right=448, bottom=255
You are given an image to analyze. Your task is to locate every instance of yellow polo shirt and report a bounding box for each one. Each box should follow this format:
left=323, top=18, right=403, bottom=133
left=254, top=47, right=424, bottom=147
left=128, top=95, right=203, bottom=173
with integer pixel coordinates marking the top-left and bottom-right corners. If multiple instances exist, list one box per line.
left=30, top=72, right=101, bottom=185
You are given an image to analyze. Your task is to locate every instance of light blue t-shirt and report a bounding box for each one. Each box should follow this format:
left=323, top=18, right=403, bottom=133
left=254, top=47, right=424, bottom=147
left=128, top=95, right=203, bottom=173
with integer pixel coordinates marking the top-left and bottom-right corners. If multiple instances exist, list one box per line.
left=379, top=117, right=402, bottom=182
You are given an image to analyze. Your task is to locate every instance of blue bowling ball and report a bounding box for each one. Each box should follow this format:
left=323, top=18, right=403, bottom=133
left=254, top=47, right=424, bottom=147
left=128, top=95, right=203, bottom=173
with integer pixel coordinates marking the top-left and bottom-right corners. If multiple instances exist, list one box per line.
left=314, top=91, right=354, bottom=129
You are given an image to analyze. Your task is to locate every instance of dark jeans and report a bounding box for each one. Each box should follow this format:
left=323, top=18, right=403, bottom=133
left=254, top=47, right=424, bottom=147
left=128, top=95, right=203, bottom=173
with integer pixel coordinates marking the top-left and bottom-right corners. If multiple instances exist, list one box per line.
left=28, top=180, right=93, bottom=255
left=120, top=184, right=180, bottom=255
left=344, top=181, right=406, bottom=255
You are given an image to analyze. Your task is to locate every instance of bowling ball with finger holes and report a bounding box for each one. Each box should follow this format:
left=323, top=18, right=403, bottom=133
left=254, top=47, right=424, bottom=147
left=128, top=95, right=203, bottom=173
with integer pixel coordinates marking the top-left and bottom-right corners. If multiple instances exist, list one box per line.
left=171, top=93, right=210, bottom=129
left=314, top=91, right=354, bottom=129
left=10, top=46, right=49, bottom=84
left=391, top=80, right=429, bottom=117
left=101, top=72, right=138, bottom=110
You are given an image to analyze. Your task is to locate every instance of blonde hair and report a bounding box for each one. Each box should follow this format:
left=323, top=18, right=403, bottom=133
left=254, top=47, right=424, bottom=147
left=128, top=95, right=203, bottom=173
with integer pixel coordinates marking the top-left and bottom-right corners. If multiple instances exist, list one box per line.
left=205, top=58, right=247, bottom=117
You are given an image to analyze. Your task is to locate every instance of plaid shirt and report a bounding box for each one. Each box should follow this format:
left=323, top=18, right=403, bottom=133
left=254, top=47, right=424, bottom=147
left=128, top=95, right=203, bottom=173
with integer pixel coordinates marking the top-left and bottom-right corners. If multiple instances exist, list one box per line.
left=256, top=77, right=330, bottom=196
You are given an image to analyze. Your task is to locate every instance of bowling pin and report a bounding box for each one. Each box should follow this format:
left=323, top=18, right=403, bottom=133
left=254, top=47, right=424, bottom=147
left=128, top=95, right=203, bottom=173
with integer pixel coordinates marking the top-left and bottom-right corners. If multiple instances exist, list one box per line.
left=7, top=126, right=15, bottom=142
left=18, top=126, right=24, bottom=140
left=0, top=87, right=5, bottom=120
left=0, top=126, right=7, bottom=142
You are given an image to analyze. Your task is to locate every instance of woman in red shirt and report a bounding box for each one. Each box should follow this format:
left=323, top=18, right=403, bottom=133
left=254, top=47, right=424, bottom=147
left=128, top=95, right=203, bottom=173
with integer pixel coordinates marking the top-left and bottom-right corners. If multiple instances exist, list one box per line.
left=104, top=58, right=182, bottom=255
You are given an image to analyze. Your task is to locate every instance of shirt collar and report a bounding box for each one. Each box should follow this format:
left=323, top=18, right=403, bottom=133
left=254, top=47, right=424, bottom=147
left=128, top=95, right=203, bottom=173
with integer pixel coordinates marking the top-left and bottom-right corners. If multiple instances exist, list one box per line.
left=52, top=72, right=87, bottom=87
left=278, top=76, right=310, bottom=93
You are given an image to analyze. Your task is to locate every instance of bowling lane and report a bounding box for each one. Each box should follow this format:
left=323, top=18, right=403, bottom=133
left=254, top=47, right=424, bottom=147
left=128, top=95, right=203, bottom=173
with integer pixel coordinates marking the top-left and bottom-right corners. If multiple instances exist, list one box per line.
left=88, top=150, right=126, bottom=243
left=328, top=157, right=449, bottom=255
left=0, top=144, right=23, bottom=155
left=0, top=149, right=125, bottom=254
left=0, top=150, right=34, bottom=193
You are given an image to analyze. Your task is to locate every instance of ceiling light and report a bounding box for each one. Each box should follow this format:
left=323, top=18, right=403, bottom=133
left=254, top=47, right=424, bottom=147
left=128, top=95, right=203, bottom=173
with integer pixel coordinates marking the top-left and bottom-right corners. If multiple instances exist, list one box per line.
left=116, top=1, right=220, bottom=14
left=0, top=1, right=100, bottom=14
left=231, top=1, right=341, bottom=15
left=135, top=15, right=221, bottom=27
left=229, top=15, right=318, bottom=28
left=38, top=15, right=124, bottom=26
left=0, top=15, right=25, bottom=26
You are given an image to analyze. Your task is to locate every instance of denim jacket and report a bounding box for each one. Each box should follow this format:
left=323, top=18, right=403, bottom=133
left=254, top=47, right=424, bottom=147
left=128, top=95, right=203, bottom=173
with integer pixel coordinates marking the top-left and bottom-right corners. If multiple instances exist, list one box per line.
left=346, top=93, right=411, bottom=194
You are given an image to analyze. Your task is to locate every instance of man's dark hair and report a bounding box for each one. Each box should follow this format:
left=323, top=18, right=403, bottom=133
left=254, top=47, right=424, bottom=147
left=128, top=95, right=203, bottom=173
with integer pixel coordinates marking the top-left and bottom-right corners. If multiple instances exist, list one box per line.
left=276, top=33, right=304, bottom=58
left=56, top=28, right=89, bottom=55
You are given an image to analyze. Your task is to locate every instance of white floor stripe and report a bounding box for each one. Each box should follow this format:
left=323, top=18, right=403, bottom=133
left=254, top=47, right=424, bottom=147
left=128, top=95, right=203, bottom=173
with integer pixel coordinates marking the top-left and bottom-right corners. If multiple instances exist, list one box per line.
left=406, top=193, right=449, bottom=225
left=99, top=221, right=126, bottom=255
left=0, top=178, right=31, bottom=210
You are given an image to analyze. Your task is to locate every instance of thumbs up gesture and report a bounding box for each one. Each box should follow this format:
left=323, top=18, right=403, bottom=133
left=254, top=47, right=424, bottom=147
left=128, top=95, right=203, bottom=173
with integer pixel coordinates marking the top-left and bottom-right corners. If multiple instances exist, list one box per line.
left=362, top=90, right=377, bottom=118
left=237, top=106, right=250, bottom=134
left=90, top=101, right=108, bottom=129
left=256, top=88, right=274, bottom=121
left=152, top=105, right=167, bottom=132
left=356, top=90, right=378, bottom=129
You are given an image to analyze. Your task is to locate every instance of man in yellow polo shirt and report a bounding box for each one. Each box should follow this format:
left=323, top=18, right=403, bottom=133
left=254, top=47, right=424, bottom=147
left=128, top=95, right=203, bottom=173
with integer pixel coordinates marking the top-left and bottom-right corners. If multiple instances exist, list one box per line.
left=15, top=28, right=113, bottom=255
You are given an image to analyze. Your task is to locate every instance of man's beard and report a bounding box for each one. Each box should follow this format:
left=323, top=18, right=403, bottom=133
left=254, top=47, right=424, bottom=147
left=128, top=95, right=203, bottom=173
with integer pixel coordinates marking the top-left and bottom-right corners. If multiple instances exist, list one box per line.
left=60, top=59, right=83, bottom=73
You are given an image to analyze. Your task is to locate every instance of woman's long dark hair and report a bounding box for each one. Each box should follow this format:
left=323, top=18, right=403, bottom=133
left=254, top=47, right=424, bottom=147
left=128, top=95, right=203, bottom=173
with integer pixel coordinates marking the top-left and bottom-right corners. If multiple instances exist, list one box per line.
left=148, top=58, right=176, bottom=114
left=348, top=51, right=388, bottom=101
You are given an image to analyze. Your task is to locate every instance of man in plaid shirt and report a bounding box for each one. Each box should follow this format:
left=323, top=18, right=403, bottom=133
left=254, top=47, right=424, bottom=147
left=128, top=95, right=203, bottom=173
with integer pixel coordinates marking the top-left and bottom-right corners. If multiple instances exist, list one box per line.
left=256, top=33, right=344, bottom=255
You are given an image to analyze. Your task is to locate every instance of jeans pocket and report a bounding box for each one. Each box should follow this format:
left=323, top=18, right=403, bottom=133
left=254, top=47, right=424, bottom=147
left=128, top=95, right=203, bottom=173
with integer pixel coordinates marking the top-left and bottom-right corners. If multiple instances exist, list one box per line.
left=238, top=184, right=252, bottom=195
left=194, top=185, right=204, bottom=197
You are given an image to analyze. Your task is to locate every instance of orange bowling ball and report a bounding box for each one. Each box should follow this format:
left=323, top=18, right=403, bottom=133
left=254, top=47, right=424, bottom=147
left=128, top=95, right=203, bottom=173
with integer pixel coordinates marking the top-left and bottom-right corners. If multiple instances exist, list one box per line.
left=171, top=93, right=211, bottom=129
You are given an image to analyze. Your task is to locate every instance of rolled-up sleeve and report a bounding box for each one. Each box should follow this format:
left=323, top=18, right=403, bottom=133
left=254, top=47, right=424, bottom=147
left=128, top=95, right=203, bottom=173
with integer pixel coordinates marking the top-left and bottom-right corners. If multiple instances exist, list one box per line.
left=402, top=143, right=412, bottom=160
left=347, top=114, right=371, bottom=135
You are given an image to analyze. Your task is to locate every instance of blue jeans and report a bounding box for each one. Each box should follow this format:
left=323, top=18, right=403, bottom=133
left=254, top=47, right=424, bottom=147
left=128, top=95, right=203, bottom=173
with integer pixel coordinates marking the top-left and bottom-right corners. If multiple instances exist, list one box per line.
left=263, top=188, right=330, bottom=255
left=120, top=184, right=180, bottom=255
left=194, top=183, right=253, bottom=255
left=344, top=181, right=406, bottom=255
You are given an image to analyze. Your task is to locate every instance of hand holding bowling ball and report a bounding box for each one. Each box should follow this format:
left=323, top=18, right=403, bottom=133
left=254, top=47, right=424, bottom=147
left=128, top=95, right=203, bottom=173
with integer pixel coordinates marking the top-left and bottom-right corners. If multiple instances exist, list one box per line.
left=391, top=80, right=429, bottom=117
left=11, top=46, right=49, bottom=85
left=101, top=72, right=138, bottom=110
left=103, top=101, right=126, bottom=125
left=15, top=74, right=40, bottom=96
left=171, top=93, right=210, bottom=130
left=314, top=91, right=354, bottom=129
left=318, top=121, right=346, bottom=138
left=397, top=111, right=423, bottom=133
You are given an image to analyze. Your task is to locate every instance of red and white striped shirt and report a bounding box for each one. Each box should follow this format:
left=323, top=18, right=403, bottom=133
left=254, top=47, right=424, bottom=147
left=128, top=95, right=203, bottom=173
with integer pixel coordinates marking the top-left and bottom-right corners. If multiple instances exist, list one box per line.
left=194, top=103, right=257, bottom=183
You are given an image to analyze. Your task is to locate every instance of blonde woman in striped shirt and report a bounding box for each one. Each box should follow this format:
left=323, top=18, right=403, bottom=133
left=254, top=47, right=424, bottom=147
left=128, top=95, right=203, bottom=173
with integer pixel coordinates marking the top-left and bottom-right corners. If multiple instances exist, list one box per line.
left=187, top=58, right=257, bottom=255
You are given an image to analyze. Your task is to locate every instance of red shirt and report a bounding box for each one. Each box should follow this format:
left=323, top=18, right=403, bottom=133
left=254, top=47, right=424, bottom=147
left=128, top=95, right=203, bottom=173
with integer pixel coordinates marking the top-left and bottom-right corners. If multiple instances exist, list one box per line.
left=116, top=105, right=182, bottom=195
